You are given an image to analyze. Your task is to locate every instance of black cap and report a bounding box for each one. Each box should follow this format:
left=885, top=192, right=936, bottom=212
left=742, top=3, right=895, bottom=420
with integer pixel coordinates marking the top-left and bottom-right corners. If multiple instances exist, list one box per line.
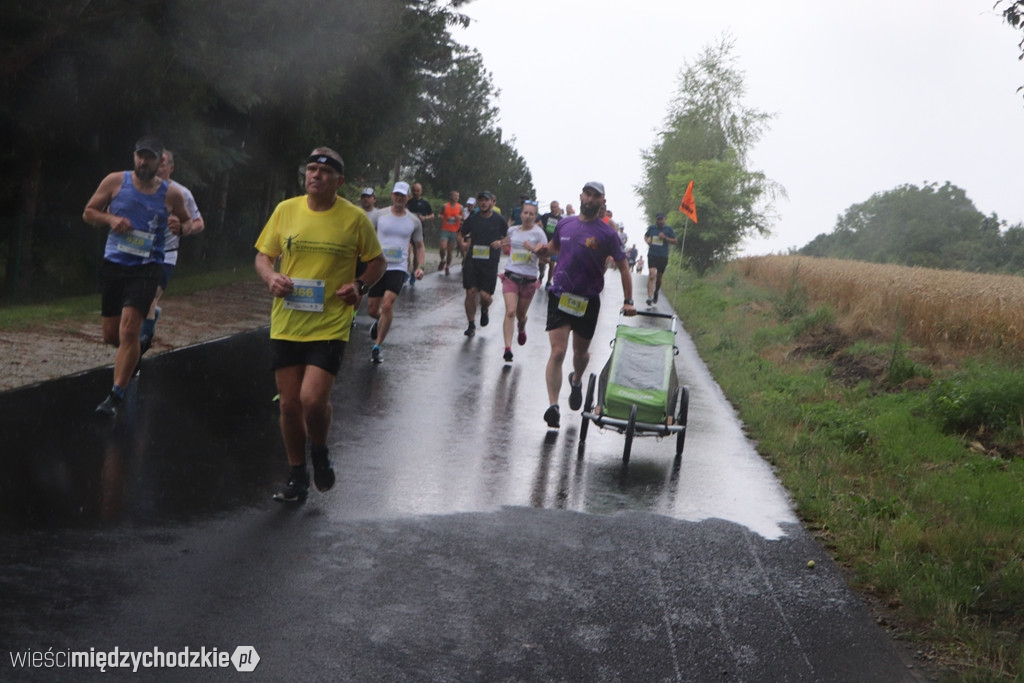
left=134, top=137, right=164, bottom=158
left=477, top=190, right=494, bottom=200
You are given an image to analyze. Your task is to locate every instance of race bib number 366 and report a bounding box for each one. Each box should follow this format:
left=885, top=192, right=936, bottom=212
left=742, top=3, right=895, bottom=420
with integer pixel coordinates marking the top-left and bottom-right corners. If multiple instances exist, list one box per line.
left=284, top=278, right=326, bottom=312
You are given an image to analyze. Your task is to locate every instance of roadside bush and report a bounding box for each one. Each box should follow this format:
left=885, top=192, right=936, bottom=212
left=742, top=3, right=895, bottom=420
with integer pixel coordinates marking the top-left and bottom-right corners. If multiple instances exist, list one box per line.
left=929, top=362, right=1024, bottom=438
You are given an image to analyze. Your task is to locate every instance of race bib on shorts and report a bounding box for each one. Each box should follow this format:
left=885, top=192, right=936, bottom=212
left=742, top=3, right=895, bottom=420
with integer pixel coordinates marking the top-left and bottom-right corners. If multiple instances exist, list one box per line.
left=115, top=229, right=154, bottom=258
left=383, top=247, right=404, bottom=265
left=472, top=245, right=491, bottom=259
left=510, top=248, right=531, bottom=264
left=557, top=292, right=589, bottom=317
left=284, top=278, right=325, bottom=312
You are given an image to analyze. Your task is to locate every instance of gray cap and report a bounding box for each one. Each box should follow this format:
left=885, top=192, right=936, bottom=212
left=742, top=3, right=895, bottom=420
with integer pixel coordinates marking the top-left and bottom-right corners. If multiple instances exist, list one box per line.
left=583, top=181, right=605, bottom=196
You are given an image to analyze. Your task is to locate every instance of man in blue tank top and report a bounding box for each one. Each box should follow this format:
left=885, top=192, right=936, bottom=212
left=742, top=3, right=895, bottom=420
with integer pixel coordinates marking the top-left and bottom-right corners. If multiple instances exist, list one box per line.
left=82, top=137, right=193, bottom=417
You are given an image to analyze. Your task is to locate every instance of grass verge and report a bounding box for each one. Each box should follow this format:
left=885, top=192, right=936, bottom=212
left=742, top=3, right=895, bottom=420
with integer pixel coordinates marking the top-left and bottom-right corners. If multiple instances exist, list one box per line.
left=662, top=261, right=1024, bottom=681
left=0, top=265, right=255, bottom=330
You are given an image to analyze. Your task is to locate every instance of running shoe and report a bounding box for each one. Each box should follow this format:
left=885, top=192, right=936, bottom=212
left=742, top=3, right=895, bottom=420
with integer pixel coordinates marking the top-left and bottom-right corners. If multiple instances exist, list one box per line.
left=517, top=328, right=527, bottom=346
left=94, top=392, right=122, bottom=417
left=371, top=345, right=382, bottom=364
left=369, top=320, right=378, bottom=341
left=653, top=292, right=659, bottom=304
left=543, top=404, right=560, bottom=428
left=503, top=348, right=513, bottom=363
left=273, top=470, right=310, bottom=503
left=438, top=261, right=445, bottom=271
left=568, top=372, right=583, bottom=411
left=464, top=321, right=476, bottom=337
left=444, top=265, right=450, bottom=276
left=311, top=449, right=335, bottom=492
left=480, top=304, right=489, bottom=327
left=646, top=298, right=653, bottom=306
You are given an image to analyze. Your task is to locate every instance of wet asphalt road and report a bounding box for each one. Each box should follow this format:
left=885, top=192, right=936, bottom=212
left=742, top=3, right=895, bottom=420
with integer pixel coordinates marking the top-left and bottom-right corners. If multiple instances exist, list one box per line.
left=0, top=267, right=923, bottom=681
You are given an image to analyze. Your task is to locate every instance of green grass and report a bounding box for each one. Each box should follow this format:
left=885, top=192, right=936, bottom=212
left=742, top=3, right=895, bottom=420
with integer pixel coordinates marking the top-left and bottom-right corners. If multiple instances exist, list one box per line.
left=663, top=261, right=1024, bottom=681
left=0, top=265, right=254, bottom=330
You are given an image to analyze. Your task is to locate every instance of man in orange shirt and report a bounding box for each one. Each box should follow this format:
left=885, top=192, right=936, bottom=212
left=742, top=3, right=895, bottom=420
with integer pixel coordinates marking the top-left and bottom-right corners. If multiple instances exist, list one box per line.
left=439, top=190, right=463, bottom=275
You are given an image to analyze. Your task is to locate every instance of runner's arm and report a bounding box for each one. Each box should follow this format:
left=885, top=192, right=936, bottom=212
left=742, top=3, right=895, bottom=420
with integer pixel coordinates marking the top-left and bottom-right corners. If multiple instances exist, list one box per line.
left=83, top=173, right=132, bottom=233
left=254, top=251, right=293, bottom=298
left=616, top=258, right=636, bottom=316
left=166, top=185, right=194, bottom=237
left=414, top=241, right=426, bottom=279
left=337, top=253, right=386, bottom=306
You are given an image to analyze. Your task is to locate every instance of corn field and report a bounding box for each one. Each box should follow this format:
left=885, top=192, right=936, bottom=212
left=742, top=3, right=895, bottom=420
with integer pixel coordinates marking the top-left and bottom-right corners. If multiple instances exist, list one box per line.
left=737, top=255, right=1024, bottom=358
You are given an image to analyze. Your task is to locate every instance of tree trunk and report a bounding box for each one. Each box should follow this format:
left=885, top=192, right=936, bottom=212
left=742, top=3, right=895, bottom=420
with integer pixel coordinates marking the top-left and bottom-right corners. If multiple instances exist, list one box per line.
left=5, top=148, right=41, bottom=299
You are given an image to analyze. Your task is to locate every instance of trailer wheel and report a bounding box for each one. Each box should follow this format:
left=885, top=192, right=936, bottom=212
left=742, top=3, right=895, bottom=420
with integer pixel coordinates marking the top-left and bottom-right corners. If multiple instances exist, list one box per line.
left=675, top=386, right=690, bottom=459
left=579, top=374, right=597, bottom=444
left=584, top=373, right=596, bottom=411
left=623, top=404, right=637, bottom=464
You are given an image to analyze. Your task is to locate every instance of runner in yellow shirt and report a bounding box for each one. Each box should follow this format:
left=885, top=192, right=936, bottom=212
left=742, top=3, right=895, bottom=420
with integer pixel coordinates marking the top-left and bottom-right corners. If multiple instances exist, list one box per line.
left=255, top=146, right=386, bottom=503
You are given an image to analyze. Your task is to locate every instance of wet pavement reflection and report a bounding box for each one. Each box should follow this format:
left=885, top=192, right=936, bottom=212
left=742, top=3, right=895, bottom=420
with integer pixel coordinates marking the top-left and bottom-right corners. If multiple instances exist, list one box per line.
left=0, top=271, right=796, bottom=538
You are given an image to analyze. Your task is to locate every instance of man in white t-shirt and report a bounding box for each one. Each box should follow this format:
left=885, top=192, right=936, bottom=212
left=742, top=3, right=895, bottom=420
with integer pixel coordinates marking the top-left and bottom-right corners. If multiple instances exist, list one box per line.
left=140, top=149, right=205, bottom=352
left=367, top=181, right=425, bottom=364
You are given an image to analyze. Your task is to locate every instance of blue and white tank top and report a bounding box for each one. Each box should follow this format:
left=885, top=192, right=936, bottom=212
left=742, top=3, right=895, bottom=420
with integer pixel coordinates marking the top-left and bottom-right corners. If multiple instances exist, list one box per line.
left=103, top=171, right=168, bottom=265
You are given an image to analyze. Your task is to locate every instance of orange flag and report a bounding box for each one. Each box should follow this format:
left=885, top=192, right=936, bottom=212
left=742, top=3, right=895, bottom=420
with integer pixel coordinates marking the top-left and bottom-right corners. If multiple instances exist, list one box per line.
left=679, top=180, right=698, bottom=223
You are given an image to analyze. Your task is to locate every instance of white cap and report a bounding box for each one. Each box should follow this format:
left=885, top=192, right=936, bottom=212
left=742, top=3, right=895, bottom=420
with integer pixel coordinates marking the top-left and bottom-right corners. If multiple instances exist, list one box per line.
left=392, top=181, right=410, bottom=195
left=467, top=197, right=477, bottom=205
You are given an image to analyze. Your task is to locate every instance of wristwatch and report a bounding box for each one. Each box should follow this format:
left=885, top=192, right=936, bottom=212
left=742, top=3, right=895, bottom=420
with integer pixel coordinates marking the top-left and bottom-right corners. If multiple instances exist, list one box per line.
left=623, top=299, right=634, bottom=305
left=355, top=279, right=369, bottom=295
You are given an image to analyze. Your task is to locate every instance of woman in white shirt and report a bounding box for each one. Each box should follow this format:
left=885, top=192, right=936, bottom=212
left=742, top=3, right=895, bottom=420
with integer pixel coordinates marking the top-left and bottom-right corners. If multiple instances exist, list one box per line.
left=499, top=200, right=547, bottom=363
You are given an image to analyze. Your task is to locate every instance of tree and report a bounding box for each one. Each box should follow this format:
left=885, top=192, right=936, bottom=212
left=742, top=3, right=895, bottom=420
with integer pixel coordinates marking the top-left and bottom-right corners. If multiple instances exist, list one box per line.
left=0, top=0, right=536, bottom=300
left=797, top=182, right=992, bottom=270
left=997, top=1, right=1024, bottom=58
left=407, top=46, right=534, bottom=204
left=636, top=35, right=782, bottom=274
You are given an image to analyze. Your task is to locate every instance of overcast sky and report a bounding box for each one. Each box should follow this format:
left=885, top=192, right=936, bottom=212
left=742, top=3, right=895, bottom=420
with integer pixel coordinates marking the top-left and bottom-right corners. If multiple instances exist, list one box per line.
left=457, top=0, right=1024, bottom=255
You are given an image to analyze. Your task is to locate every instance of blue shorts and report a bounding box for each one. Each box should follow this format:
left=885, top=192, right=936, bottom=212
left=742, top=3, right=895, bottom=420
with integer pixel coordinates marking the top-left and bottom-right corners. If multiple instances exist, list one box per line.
left=159, top=262, right=176, bottom=290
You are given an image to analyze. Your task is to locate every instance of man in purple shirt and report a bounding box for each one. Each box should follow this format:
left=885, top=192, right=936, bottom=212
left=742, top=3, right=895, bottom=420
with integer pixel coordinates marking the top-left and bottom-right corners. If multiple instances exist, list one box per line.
left=537, top=181, right=636, bottom=428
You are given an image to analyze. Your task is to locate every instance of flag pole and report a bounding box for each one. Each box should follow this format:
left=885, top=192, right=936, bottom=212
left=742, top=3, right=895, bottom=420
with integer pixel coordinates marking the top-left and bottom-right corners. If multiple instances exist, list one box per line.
left=675, top=180, right=697, bottom=298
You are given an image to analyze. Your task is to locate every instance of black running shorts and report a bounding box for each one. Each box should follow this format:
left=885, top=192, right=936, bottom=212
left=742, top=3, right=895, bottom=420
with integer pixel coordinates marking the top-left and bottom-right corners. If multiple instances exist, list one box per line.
left=545, top=291, right=601, bottom=341
left=648, top=255, right=669, bottom=272
left=99, top=260, right=162, bottom=317
left=368, top=270, right=406, bottom=298
left=462, top=257, right=499, bottom=295
left=270, top=339, right=346, bottom=376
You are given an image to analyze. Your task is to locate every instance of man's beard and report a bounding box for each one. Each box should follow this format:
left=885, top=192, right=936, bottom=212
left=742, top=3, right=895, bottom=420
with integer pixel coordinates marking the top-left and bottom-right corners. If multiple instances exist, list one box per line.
left=579, top=203, right=600, bottom=219
left=136, top=165, right=157, bottom=181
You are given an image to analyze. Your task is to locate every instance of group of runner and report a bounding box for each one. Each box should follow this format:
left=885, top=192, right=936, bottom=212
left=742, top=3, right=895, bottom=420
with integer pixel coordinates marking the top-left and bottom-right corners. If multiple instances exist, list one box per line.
left=252, top=160, right=643, bottom=502
left=84, top=141, right=665, bottom=504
